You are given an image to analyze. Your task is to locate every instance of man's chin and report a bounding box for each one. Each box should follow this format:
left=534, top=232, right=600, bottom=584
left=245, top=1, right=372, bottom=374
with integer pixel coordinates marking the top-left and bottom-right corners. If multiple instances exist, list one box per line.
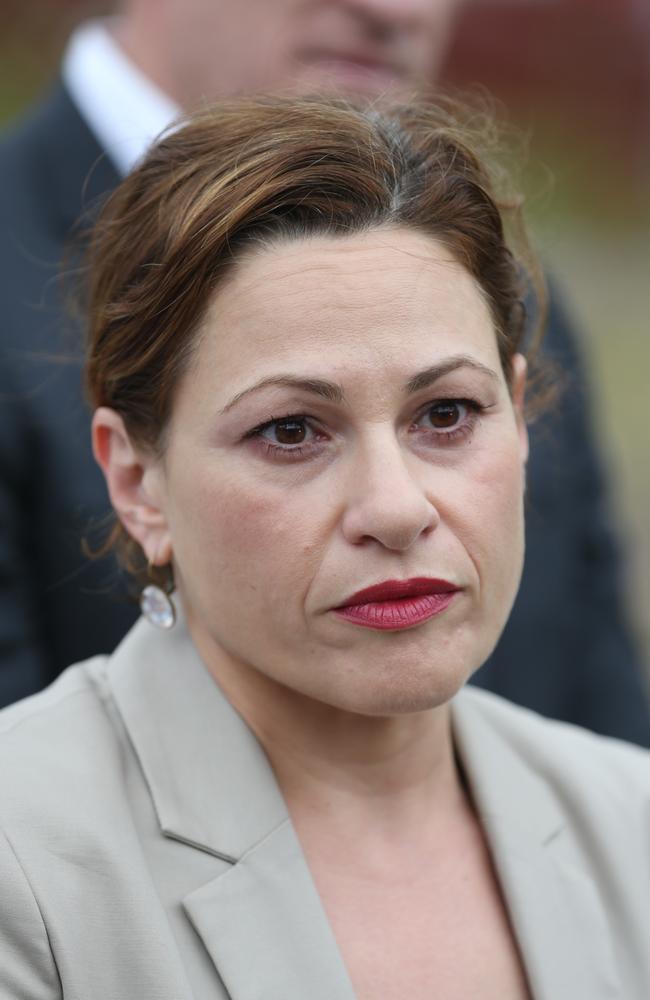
left=288, top=64, right=408, bottom=101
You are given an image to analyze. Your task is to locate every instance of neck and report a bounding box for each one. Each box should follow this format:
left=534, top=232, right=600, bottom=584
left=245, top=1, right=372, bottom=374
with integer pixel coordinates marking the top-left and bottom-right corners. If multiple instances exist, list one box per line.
left=191, top=628, right=465, bottom=841
left=260, top=701, right=464, bottom=848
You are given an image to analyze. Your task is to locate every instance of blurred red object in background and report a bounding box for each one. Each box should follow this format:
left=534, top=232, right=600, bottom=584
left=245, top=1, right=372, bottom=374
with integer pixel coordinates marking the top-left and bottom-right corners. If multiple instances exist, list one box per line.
left=441, top=0, right=650, bottom=171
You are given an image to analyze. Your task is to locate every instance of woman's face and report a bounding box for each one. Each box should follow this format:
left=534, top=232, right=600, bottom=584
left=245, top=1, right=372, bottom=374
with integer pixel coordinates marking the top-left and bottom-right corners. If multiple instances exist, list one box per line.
left=144, top=228, right=527, bottom=715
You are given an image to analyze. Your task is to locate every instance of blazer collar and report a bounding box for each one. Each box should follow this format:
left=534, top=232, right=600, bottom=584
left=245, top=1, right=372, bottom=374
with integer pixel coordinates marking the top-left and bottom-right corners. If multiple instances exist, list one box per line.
left=108, top=612, right=289, bottom=861
left=108, top=613, right=358, bottom=1000
left=452, top=690, right=621, bottom=1000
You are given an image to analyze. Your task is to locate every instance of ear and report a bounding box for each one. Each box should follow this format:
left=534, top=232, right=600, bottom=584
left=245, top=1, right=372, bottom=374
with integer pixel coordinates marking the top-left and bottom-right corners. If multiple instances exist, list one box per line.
left=510, top=353, right=529, bottom=464
left=91, top=407, right=172, bottom=566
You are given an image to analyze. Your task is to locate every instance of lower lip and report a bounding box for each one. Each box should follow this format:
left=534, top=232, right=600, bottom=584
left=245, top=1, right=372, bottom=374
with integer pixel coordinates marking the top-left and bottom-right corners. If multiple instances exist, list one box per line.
left=333, top=592, right=458, bottom=631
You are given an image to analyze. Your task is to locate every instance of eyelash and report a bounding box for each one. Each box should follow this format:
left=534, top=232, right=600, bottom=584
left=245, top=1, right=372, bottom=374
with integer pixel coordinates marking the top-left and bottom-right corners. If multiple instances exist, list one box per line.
left=243, top=414, right=320, bottom=461
left=244, top=398, right=488, bottom=462
left=412, top=398, right=487, bottom=446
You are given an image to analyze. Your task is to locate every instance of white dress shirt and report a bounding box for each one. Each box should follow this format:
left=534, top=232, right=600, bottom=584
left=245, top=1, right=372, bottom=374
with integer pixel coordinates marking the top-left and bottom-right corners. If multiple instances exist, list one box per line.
left=62, top=19, right=180, bottom=176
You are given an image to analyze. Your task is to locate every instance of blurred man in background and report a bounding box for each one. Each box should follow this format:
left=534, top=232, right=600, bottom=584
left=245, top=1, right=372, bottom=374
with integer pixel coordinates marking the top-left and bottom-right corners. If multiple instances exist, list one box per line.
left=1, top=0, right=649, bottom=743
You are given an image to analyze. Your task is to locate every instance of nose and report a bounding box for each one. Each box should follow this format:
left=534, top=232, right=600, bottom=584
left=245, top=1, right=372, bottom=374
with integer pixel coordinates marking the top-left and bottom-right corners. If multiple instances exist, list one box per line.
left=341, top=432, right=440, bottom=551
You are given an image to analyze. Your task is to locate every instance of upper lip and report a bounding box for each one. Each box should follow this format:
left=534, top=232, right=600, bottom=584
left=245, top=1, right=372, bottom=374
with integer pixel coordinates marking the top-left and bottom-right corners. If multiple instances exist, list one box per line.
left=336, top=577, right=460, bottom=608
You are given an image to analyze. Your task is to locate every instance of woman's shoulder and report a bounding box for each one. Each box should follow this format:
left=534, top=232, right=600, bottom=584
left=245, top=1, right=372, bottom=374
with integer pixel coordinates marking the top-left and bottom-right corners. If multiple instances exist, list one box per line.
left=459, top=683, right=650, bottom=761
left=0, top=655, right=112, bottom=747
left=0, top=655, right=128, bottom=827
left=0, top=652, right=195, bottom=999
left=456, top=684, right=650, bottom=808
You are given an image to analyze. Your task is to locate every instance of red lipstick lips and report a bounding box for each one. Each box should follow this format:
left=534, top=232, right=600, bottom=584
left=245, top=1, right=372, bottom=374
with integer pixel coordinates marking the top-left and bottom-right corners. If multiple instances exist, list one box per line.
left=333, top=577, right=460, bottom=631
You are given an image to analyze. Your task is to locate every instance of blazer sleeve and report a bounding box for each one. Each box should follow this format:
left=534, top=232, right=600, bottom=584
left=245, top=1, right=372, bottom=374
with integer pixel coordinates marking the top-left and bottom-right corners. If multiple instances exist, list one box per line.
left=0, top=828, right=61, bottom=998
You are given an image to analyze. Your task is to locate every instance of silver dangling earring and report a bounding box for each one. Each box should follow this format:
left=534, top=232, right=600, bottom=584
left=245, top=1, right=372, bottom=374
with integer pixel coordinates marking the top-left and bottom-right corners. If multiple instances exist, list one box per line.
left=140, top=584, right=176, bottom=629
left=140, top=556, right=176, bottom=629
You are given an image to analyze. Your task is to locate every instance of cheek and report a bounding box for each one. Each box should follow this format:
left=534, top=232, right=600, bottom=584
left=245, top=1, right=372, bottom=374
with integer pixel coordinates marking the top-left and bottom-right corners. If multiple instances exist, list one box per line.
left=170, top=467, right=326, bottom=610
left=451, top=435, right=526, bottom=584
left=183, top=474, right=275, bottom=570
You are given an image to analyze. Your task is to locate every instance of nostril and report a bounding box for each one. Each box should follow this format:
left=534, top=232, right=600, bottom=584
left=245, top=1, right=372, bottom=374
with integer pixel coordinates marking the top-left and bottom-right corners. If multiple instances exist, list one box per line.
left=342, top=490, right=440, bottom=551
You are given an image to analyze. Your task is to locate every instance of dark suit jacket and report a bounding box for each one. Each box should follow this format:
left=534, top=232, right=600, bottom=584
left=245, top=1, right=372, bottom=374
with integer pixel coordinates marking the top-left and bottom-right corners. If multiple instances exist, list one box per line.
left=0, top=84, right=134, bottom=705
left=1, top=83, right=649, bottom=743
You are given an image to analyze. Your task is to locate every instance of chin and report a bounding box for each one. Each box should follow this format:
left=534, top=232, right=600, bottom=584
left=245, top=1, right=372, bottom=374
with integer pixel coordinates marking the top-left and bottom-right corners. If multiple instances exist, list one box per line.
left=297, top=65, right=405, bottom=101
left=303, top=620, right=502, bottom=717
left=318, top=653, right=476, bottom=718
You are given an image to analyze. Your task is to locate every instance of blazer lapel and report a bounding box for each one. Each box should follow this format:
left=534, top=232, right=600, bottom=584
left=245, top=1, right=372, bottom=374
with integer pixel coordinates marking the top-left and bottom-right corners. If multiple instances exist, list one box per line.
left=108, top=613, right=356, bottom=1000
left=183, top=820, right=357, bottom=1000
left=452, top=690, right=622, bottom=1000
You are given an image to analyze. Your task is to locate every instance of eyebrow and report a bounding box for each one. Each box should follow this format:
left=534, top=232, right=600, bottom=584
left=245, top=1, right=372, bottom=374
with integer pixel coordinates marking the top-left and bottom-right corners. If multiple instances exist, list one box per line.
left=405, top=356, right=500, bottom=394
left=219, top=354, right=500, bottom=415
left=220, top=376, right=344, bottom=414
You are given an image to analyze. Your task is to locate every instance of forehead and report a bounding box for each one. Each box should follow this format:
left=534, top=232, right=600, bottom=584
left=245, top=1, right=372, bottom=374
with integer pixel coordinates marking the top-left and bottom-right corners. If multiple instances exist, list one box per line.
left=194, top=228, right=499, bottom=387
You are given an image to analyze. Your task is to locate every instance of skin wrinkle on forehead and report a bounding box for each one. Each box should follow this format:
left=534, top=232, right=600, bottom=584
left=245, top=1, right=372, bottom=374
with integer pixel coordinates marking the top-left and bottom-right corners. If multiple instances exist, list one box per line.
left=206, top=234, right=488, bottom=331
left=224, top=232, right=464, bottom=297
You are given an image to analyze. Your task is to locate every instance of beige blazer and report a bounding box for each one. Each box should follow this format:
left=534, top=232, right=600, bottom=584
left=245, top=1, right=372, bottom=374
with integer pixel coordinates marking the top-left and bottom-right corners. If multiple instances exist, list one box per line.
left=1, top=615, right=649, bottom=999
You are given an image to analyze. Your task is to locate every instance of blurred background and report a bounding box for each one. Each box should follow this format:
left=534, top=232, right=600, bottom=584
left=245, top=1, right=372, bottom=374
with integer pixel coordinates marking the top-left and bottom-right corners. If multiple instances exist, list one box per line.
left=2, top=0, right=649, bottom=676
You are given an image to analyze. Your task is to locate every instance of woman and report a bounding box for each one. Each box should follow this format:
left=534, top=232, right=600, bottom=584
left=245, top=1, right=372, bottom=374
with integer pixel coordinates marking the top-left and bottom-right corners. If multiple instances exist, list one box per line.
left=1, top=96, right=648, bottom=1000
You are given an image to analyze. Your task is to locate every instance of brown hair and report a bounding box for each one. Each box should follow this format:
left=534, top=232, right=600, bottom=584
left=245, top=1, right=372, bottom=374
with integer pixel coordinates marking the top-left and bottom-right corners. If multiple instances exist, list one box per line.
left=84, top=94, right=545, bottom=582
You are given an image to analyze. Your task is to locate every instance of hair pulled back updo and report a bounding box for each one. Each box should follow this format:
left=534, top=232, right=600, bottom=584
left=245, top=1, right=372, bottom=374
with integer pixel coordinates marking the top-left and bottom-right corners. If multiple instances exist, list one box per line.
left=84, top=93, right=545, bottom=582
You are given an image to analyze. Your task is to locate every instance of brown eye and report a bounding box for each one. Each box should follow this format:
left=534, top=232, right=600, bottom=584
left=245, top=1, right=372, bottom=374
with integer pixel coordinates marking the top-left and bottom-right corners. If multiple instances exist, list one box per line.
left=428, top=401, right=466, bottom=429
left=273, top=419, right=307, bottom=444
left=250, top=414, right=319, bottom=452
